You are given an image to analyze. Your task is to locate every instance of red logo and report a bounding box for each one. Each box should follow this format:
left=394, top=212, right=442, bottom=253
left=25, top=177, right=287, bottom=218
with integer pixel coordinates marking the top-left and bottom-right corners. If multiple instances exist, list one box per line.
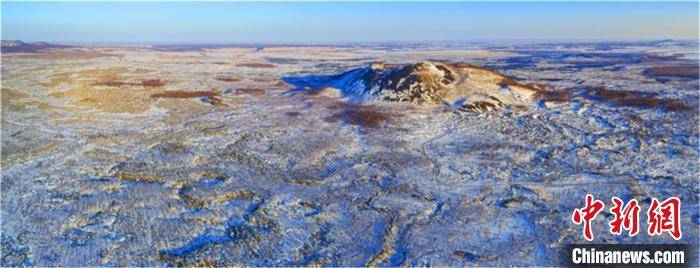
left=572, top=194, right=605, bottom=241
left=647, top=197, right=682, bottom=240
left=572, top=195, right=682, bottom=241
left=609, top=197, right=640, bottom=237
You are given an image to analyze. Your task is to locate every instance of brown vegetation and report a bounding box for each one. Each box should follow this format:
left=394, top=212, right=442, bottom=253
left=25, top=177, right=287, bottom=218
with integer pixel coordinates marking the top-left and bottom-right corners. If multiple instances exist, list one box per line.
left=494, top=73, right=550, bottom=93
left=329, top=109, right=387, bottom=128
left=533, top=90, right=571, bottom=103
left=643, top=66, right=699, bottom=79
left=141, top=79, right=165, bottom=87
left=92, top=78, right=165, bottom=88
left=234, top=88, right=266, bottom=95
left=44, top=67, right=165, bottom=114
left=150, top=90, right=219, bottom=99
left=535, top=86, right=693, bottom=112
left=584, top=87, right=692, bottom=111
left=326, top=103, right=393, bottom=128
left=92, top=79, right=132, bottom=87
left=215, top=77, right=240, bottom=82
left=236, top=63, right=276, bottom=68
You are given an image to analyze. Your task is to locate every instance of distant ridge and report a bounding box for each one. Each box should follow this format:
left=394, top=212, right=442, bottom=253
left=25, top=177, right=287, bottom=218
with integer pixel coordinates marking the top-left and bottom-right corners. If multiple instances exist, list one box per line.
left=1, top=40, right=72, bottom=53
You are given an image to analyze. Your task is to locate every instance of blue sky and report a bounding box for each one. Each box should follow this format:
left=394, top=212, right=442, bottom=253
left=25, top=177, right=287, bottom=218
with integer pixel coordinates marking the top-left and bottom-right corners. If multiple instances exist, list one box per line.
left=2, top=2, right=698, bottom=44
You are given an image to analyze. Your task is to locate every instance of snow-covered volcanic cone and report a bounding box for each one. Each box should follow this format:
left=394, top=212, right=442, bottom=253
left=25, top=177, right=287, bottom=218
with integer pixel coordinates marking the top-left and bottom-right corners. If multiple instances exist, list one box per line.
left=283, top=61, right=542, bottom=111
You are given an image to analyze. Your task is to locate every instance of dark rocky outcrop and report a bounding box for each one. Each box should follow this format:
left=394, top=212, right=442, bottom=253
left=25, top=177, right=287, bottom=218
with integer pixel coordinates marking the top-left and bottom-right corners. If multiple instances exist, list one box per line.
left=283, top=61, right=540, bottom=111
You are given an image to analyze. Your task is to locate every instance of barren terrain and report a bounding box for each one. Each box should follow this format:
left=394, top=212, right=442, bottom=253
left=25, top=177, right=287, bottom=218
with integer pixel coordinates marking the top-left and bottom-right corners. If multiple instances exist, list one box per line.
left=1, top=41, right=698, bottom=266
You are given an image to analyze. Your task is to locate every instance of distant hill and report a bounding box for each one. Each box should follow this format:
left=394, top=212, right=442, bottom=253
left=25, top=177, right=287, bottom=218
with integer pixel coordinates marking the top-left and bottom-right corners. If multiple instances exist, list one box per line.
left=1, top=40, right=72, bottom=53
left=283, top=61, right=542, bottom=111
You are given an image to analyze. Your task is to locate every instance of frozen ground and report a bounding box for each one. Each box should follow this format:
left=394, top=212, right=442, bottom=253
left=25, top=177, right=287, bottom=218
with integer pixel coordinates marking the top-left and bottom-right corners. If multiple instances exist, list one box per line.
left=1, top=41, right=698, bottom=266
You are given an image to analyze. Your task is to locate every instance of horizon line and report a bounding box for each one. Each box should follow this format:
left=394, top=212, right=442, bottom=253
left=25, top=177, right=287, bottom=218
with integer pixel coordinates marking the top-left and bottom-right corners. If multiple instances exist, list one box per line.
left=4, top=38, right=698, bottom=46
